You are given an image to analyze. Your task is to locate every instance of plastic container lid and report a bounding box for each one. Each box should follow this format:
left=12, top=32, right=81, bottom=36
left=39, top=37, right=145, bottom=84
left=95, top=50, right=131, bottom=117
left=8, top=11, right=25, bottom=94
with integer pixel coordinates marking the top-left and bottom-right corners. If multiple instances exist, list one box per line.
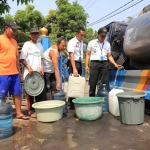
left=24, top=71, right=45, bottom=96
left=116, top=91, right=146, bottom=99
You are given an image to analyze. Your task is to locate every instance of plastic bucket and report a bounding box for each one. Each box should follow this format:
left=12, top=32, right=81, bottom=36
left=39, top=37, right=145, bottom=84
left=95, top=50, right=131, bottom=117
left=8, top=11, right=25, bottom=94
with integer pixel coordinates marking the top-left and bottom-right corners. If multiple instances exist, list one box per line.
left=73, top=97, right=104, bottom=121
left=116, top=91, right=146, bottom=125
left=32, top=100, right=65, bottom=122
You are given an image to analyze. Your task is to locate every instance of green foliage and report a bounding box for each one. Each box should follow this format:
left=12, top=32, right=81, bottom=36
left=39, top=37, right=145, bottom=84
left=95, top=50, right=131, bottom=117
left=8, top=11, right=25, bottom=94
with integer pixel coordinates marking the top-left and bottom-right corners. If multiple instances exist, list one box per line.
left=45, top=9, right=57, bottom=23
left=48, top=0, right=88, bottom=44
left=0, top=17, right=5, bottom=34
left=84, top=28, right=97, bottom=45
left=15, top=30, right=30, bottom=43
left=122, top=16, right=134, bottom=23
left=0, top=0, right=34, bottom=32
left=0, top=0, right=33, bottom=15
left=5, top=14, right=14, bottom=21
left=14, top=5, right=45, bottom=32
left=127, top=16, right=133, bottom=23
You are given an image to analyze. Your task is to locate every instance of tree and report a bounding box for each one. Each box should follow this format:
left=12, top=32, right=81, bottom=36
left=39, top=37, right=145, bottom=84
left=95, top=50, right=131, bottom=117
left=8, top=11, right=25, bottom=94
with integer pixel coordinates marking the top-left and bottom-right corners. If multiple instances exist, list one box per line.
left=0, top=17, right=5, bottom=34
left=0, top=0, right=33, bottom=15
left=49, top=0, right=88, bottom=44
left=83, top=28, right=97, bottom=45
left=14, top=5, right=45, bottom=32
left=1, top=14, right=14, bottom=33
left=0, top=0, right=33, bottom=33
left=5, top=14, right=14, bottom=21
left=45, top=9, right=57, bottom=24
left=122, top=16, right=134, bottom=23
left=45, top=9, right=57, bottom=34
left=127, top=16, right=133, bottom=23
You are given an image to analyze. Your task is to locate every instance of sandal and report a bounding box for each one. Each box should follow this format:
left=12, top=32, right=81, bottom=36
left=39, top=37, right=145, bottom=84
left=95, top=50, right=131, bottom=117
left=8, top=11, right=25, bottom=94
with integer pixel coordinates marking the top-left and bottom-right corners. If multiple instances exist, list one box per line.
left=16, top=115, right=29, bottom=120
left=31, top=113, right=37, bottom=118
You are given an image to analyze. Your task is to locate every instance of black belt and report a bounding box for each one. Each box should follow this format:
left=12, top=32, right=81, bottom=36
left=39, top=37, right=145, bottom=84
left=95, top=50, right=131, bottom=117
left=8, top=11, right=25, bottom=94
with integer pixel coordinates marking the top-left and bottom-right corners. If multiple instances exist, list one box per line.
left=75, top=60, right=82, bottom=63
left=91, top=60, right=108, bottom=62
left=67, top=60, right=81, bottom=65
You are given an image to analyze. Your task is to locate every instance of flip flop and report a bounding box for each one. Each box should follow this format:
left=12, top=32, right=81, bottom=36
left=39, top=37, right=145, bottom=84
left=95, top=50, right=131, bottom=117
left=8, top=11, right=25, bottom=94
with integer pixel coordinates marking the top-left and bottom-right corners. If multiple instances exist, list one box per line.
left=31, top=113, right=37, bottom=118
left=16, top=115, right=29, bottom=120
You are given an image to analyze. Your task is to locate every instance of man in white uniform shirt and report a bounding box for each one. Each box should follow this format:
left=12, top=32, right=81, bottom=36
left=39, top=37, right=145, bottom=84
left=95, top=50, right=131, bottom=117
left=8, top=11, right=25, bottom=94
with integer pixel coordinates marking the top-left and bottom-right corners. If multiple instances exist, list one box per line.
left=86, top=27, right=121, bottom=96
left=67, top=27, right=85, bottom=109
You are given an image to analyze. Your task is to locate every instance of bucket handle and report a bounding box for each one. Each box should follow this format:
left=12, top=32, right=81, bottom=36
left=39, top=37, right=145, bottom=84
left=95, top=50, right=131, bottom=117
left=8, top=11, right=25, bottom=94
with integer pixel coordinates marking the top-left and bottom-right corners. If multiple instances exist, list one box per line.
left=133, top=97, right=141, bottom=99
left=133, top=95, right=146, bottom=99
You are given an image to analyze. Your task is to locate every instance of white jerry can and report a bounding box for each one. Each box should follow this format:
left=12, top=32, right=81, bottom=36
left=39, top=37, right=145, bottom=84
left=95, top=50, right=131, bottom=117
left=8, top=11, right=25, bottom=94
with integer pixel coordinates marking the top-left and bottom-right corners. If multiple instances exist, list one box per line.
left=67, top=74, right=86, bottom=98
left=109, top=88, right=124, bottom=116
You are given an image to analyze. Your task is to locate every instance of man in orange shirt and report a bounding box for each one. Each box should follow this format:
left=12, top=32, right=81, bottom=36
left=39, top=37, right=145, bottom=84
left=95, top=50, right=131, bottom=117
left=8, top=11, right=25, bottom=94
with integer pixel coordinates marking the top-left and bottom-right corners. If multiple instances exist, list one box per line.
left=0, top=21, right=29, bottom=120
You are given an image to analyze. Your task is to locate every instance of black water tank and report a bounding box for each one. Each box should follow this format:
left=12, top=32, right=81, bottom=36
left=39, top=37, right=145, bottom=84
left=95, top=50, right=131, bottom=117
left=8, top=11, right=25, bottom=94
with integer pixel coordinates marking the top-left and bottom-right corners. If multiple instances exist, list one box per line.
left=124, top=11, right=150, bottom=65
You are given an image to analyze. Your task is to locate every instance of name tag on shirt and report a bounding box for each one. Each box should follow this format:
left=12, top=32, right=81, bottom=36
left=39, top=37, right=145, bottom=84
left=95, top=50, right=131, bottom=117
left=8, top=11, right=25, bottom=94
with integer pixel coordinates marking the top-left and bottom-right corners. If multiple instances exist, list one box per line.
left=100, top=55, right=104, bottom=61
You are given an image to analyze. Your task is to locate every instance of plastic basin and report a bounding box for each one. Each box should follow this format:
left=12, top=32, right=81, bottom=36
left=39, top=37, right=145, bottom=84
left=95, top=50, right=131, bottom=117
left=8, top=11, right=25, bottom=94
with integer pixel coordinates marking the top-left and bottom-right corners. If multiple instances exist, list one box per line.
left=32, top=100, right=65, bottom=122
left=72, top=97, right=104, bottom=121
left=116, top=91, right=146, bottom=125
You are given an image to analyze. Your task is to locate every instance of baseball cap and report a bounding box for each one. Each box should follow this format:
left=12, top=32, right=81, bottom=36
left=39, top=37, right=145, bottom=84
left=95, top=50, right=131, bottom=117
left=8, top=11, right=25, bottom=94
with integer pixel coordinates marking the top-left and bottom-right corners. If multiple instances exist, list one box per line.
left=4, top=20, right=19, bottom=30
left=30, top=27, right=39, bottom=33
left=98, top=27, right=107, bottom=35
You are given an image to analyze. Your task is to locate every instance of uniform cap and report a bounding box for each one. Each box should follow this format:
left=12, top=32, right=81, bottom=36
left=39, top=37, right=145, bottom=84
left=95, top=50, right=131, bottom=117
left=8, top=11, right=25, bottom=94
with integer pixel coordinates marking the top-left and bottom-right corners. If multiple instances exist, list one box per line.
left=98, top=27, right=107, bottom=35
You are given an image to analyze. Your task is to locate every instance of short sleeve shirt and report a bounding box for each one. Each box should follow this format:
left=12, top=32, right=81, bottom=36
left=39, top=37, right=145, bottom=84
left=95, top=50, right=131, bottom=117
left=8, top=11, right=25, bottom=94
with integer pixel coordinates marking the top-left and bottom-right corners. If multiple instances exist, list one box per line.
left=0, top=34, right=19, bottom=75
left=67, top=37, right=83, bottom=61
left=20, top=41, right=44, bottom=79
left=87, top=39, right=111, bottom=60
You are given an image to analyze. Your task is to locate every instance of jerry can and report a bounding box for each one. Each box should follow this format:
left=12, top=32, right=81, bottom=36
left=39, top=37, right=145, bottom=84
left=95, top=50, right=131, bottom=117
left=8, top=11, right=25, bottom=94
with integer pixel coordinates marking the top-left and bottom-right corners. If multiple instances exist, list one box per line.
left=67, top=74, right=86, bottom=98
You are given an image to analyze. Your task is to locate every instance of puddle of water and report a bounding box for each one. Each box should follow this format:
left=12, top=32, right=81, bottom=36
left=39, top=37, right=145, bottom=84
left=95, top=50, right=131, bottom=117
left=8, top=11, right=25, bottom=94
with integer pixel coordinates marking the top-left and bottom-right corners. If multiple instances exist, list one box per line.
left=36, top=122, right=54, bottom=134
left=19, top=145, right=32, bottom=150
left=109, top=127, right=118, bottom=132
left=13, top=134, right=42, bottom=150
left=41, top=139, right=67, bottom=150
left=0, top=140, right=14, bottom=150
left=66, top=129, right=77, bottom=148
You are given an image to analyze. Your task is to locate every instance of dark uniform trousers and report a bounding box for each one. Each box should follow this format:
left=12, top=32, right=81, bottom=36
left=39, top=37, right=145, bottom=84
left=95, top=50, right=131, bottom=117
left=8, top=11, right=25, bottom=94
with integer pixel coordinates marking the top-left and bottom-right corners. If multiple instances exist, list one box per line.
left=67, top=60, right=82, bottom=109
left=67, top=60, right=82, bottom=75
left=89, top=60, right=109, bottom=97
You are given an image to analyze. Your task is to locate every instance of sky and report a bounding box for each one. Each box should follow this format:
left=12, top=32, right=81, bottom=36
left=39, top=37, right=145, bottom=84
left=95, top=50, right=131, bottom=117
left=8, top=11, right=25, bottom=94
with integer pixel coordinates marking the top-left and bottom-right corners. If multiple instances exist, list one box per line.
left=6, top=0, right=150, bottom=30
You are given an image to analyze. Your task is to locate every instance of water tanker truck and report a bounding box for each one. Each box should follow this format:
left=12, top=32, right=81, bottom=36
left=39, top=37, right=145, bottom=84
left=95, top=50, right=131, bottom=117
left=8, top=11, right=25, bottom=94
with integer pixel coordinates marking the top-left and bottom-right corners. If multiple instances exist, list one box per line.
left=104, top=4, right=150, bottom=106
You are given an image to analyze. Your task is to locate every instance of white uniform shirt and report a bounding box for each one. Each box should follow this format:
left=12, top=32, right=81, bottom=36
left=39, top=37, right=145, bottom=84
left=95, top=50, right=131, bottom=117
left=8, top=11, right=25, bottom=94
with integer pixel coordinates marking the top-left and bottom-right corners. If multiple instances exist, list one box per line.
left=87, top=39, right=111, bottom=60
left=20, top=41, right=44, bottom=79
left=43, top=47, right=59, bottom=73
left=67, top=37, right=83, bottom=61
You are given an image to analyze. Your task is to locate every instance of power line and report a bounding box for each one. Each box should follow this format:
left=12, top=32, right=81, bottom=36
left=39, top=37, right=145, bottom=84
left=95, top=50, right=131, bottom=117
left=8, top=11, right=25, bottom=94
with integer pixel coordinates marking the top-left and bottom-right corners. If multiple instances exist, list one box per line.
left=87, top=0, right=135, bottom=26
left=117, top=0, right=150, bottom=20
left=85, top=0, right=98, bottom=11
left=87, top=0, right=144, bottom=27
left=84, top=0, right=92, bottom=8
